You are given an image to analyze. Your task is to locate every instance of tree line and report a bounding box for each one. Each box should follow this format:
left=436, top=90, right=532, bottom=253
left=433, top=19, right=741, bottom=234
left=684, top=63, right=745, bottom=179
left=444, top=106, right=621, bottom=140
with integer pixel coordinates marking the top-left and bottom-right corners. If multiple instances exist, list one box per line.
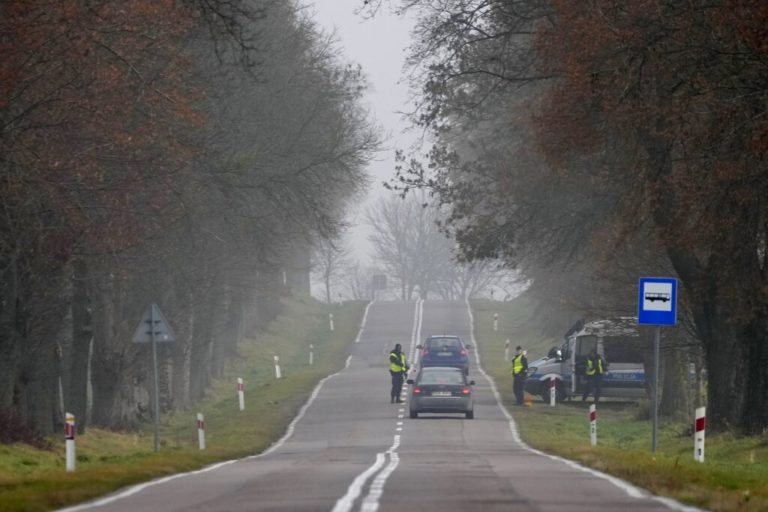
left=312, top=191, right=517, bottom=302
left=0, top=0, right=378, bottom=435
left=368, top=0, right=767, bottom=433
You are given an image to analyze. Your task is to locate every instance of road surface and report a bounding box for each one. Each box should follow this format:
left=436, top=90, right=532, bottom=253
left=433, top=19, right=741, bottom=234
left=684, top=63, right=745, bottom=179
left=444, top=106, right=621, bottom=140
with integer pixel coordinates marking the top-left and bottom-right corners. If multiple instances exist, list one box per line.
left=61, top=300, right=697, bottom=512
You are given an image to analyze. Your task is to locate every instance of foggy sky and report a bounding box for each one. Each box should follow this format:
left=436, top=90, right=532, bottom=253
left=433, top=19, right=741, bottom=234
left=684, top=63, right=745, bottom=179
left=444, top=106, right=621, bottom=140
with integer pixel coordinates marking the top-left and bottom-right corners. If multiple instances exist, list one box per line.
left=308, top=1, right=418, bottom=265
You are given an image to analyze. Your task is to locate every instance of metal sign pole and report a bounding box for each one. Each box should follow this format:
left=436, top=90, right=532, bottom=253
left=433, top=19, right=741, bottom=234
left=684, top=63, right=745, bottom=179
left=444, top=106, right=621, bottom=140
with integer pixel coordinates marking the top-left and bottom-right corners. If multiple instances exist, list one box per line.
left=652, top=325, right=660, bottom=453
left=151, top=304, right=160, bottom=452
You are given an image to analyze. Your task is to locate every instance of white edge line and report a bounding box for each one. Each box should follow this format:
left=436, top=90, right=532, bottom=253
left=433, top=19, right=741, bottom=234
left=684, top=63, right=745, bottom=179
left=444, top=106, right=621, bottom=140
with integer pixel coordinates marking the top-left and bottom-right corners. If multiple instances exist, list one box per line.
left=464, top=299, right=705, bottom=512
left=59, top=302, right=371, bottom=512
left=355, top=300, right=375, bottom=343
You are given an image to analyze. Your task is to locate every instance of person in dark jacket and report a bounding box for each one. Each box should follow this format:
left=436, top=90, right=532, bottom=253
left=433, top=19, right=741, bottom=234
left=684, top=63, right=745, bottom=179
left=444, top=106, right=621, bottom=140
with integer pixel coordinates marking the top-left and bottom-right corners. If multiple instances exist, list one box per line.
left=510, top=346, right=528, bottom=405
left=582, top=349, right=607, bottom=403
left=388, top=343, right=409, bottom=403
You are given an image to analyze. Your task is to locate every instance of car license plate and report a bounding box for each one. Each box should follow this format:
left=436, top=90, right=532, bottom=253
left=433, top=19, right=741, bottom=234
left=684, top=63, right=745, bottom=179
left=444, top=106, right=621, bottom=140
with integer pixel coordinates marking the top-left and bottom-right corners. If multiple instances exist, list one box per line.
left=437, top=351, right=452, bottom=356
left=432, top=391, right=451, bottom=397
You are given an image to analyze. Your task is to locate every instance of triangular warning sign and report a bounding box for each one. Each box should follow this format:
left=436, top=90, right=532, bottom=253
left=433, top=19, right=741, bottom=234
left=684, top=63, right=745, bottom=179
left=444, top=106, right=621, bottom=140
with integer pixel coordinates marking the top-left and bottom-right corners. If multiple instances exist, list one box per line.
left=132, top=303, right=177, bottom=343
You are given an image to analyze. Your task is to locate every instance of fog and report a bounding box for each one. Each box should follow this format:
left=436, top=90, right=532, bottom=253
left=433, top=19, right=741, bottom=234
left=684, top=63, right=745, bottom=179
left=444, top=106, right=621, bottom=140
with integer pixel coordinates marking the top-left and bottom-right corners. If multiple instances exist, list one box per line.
left=309, top=1, right=417, bottom=264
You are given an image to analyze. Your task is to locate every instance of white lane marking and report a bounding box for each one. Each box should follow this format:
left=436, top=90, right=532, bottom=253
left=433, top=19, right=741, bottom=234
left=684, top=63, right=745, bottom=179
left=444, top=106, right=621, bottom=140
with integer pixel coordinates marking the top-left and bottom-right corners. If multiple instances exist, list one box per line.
left=360, top=436, right=401, bottom=512
left=59, top=305, right=370, bottom=512
left=333, top=300, right=423, bottom=512
left=464, top=300, right=704, bottom=512
left=331, top=453, right=387, bottom=512
left=333, top=435, right=401, bottom=512
left=355, top=300, right=376, bottom=343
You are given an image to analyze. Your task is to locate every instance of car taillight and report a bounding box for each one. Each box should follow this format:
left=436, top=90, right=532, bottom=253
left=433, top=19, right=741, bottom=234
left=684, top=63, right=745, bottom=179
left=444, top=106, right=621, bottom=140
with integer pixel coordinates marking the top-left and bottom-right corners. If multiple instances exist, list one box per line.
left=413, top=387, right=422, bottom=395
left=461, top=387, right=471, bottom=395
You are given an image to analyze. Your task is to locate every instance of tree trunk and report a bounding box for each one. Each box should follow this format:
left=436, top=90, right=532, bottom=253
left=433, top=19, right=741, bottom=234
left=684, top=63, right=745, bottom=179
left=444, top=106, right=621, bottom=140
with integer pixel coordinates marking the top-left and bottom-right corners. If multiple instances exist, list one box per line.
left=659, top=346, right=691, bottom=421
left=69, top=258, right=93, bottom=433
left=0, top=251, right=20, bottom=410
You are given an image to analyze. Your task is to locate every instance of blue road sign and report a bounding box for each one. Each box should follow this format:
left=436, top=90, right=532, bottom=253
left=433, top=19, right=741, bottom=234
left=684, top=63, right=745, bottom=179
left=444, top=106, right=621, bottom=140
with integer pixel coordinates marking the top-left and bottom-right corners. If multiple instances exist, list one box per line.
left=638, top=277, right=677, bottom=326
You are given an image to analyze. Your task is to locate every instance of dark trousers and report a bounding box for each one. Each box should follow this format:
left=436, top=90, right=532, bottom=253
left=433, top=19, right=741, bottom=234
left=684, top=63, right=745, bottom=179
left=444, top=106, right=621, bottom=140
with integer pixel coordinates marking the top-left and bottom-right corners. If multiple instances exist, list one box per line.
left=582, top=375, right=603, bottom=403
left=513, top=374, right=526, bottom=405
left=390, top=371, right=404, bottom=400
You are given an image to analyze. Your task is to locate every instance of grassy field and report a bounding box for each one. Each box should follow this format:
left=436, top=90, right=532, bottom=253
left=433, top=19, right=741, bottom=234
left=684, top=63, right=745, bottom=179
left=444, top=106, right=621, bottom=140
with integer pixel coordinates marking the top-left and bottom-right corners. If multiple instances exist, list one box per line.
left=472, top=298, right=768, bottom=512
left=0, top=296, right=367, bottom=512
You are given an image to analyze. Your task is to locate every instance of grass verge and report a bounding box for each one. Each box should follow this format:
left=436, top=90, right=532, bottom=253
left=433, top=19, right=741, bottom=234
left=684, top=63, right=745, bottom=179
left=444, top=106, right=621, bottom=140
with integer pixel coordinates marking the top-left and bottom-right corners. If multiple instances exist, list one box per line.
left=0, top=296, right=366, bottom=512
left=472, top=298, right=768, bottom=512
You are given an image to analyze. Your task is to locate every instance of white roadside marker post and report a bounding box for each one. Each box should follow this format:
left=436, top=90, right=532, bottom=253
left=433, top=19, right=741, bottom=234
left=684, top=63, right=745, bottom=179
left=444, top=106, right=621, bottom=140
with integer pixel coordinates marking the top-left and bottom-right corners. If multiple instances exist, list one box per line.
left=694, top=406, right=706, bottom=462
left=504, top=339, right=510, bottom=362
left=309, top=344, right=314, bottom=366
left=65, top=412, right=76, bottom=472
left=197, top=413, right=205, bottom=450
left=589, top=405, right=597, bottom=447
left=237, top=378, right=245, bottom=411
left=493, top=313, right=498, bottom=332
left=274, top=355, right=282, bottom=379
left=329, top=313, right=334, bottom=332
left=550, top=377, right=556, bottom=407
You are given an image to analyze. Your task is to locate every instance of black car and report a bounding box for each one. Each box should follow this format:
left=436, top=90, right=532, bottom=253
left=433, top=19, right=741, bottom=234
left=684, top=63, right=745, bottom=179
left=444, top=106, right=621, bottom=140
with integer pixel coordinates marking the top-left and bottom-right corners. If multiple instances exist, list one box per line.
left=407, top=366, right=475, bottom=419
left=417, top=335, right=471, bottom=376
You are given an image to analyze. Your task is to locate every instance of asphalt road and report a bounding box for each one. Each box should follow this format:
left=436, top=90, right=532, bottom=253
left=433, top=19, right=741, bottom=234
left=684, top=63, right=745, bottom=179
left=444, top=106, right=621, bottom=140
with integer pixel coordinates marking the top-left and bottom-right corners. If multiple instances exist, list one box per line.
left=61, top=300, right=697, bottom=512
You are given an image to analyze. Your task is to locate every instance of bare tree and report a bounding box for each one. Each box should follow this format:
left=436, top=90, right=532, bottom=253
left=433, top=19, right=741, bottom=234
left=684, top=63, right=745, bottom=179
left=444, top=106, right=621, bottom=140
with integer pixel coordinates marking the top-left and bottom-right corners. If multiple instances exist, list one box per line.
left=312, top=236, right=351, bottom=304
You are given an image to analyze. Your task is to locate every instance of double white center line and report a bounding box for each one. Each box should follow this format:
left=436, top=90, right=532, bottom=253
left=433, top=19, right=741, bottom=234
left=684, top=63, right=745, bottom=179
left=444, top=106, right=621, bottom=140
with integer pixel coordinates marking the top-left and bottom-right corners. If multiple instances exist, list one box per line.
left=332, top=300, right=424, bottom=512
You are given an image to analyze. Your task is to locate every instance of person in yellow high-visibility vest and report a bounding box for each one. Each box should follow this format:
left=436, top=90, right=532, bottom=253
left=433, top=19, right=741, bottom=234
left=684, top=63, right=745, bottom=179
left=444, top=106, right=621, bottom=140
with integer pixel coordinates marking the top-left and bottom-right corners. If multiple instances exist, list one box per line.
left=389, top=343, right=409, bottom=403
left=582, top=349, right=607, bottom=403
left=510, top=346, right=528, bottom=405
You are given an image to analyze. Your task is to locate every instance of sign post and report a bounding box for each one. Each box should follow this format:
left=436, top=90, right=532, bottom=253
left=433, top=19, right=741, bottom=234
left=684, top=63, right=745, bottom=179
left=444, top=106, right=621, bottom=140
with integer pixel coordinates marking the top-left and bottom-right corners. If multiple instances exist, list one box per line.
left=694, top=407, right=706, bottom=462
left=197, top=413, right=205, bottom=450
left=550, top=377, right=556, bottom=407
left=132, top=303, right=176, bottom=452
left=65, top=412, right=76, bottom=472
left=237, top=378, right=245, bottom=411
left=637, top=277, right=678, bottom=453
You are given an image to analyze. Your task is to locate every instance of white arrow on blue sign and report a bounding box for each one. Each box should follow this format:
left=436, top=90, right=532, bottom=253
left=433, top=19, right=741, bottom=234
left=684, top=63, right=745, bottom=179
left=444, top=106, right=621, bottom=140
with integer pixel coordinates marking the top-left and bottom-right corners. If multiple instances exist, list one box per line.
left=637, top=277, right=678, bottom=326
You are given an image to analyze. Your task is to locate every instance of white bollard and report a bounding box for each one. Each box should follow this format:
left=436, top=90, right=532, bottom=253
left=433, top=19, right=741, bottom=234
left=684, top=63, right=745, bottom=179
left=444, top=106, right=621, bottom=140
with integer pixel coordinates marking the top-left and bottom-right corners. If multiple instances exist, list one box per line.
left=504, top=339, right=510, bottom=362
left=694, top=406, right=705, bottom=462
left=493, top=313, right=498, bottom=332
left=237, top=378, right=245, bottom=411
left=197, top=413, right=205, bottom=450
left=329, top=313, right=334, bottom=331
left=274, top=355, right=282, bottom=379
left=309, top=344, right=314, bottom=366
left=550, top=377, right=556, bottom=407
left=65, top=412, right=76, bottom=472
left=589, top=404, right=597, bottom=447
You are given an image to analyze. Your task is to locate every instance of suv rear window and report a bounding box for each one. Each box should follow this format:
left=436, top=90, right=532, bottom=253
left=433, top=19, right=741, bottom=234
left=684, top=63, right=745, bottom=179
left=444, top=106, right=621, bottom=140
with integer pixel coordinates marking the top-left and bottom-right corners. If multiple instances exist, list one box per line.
left=426, top=337, right=461, bottom=350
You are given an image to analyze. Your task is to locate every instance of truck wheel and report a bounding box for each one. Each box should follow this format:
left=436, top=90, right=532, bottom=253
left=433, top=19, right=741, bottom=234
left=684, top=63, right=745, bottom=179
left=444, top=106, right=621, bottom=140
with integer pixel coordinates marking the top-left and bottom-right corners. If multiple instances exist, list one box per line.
left=541, top=381, right=566, bottom=403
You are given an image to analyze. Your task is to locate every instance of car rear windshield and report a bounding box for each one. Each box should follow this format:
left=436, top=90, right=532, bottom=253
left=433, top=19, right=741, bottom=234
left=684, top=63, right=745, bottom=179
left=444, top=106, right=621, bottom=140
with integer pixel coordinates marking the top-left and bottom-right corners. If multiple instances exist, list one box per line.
left=426, top=338, right=461, bottom=350
left=419, top=370, right=464, bottom=385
